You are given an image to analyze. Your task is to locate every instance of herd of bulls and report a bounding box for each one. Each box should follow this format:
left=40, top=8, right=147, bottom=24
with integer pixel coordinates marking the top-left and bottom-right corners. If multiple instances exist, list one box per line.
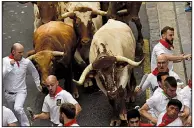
left=20, top=2, right=144, bottom=126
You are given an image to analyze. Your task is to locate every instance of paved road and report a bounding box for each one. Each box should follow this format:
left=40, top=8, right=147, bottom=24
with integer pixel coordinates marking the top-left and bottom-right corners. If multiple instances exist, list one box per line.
left=2, top=2, right=149, bottom=126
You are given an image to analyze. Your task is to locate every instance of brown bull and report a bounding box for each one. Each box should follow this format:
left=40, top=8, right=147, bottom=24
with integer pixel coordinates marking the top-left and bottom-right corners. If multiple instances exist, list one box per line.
left=27, top=21, right=77, bottom=95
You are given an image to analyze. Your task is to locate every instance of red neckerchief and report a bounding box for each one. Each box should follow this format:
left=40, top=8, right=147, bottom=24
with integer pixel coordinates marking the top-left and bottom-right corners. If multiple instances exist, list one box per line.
left=188, top=79, right=192, bottom=88
left=152, top=68, right=169, bottom=76
left=158, top=112, right=177, bottom=126
left=139, top=122, right=154, bottom=127
left=64, top=119, right=77, bottom=126
left=51, top=86, right=63, bottom=97
left=9, top=54, right=20, bottom=67
left=160, top=39, right=174, bottom=50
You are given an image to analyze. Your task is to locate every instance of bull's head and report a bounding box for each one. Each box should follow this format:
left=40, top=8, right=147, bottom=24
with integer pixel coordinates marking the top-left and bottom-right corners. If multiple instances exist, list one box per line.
left=27, top=50, right=64, bottom=86
left=61, top=6, right=107, bottom=45
left=73, top=53, right=144, bottom=99
left=35, top=2, right=58, bottom=23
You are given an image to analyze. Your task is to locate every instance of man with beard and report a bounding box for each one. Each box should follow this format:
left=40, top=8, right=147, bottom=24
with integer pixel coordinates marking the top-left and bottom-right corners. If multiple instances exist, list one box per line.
left=151, top=26, right=191, bottom=71
left=33, top=75, right=81, bottom=126
left=59, top=103, right=79, bottom=126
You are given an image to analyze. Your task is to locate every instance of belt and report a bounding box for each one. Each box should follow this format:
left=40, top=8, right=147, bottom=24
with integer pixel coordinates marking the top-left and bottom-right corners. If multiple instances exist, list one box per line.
left=5, top=90, right=17, bottom=95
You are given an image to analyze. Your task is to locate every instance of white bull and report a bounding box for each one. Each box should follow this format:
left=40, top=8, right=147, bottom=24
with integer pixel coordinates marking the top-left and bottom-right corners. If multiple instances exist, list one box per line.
left=73, top=19, right=144, bottom=126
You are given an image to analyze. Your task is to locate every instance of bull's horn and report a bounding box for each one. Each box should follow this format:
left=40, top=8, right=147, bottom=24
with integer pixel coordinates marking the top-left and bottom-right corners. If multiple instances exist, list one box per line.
left=52, top=51, right=64, bottom=56
left=115, top=56, right=144, bottom=66
left=92, top=9, right=107, bottom=16
left=73, top=63, right=93, bottom=85
left=27, top=54, right=35, bottom=60
left=117, top=9, right=128, bottom=17
left=61, top=12, right=75, bottom=19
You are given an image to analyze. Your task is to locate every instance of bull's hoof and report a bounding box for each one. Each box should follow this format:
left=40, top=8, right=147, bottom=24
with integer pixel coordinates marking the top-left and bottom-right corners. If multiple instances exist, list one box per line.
left=110, top=119, right=121, bottom=126
left=73, top=92, right=79, bottom=99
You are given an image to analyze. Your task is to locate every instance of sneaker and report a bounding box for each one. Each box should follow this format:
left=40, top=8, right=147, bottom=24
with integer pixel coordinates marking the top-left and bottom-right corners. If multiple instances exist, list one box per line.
left=185, top=6, right=192, bottom=12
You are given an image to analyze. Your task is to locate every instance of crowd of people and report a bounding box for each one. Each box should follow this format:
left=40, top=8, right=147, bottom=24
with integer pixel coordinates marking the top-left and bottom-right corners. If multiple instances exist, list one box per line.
left=2, top=26, right=192, bottom=126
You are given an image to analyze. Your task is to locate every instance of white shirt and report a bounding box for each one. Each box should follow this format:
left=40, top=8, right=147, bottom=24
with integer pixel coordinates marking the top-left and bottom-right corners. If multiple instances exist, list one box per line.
left=157, top=112, right=183, bottom=126
left=151, top=42, right=173, bottom=71
left=146, top=91, right=183, bottom=118
left=141, top=70, right=180, bottom=97
left=3, top=106, right=18, bottom=126
left=179, top=86, right=191, bottom=109
left=42, top=90, right=78, bottom=124
left=3, top=57, right=40, bottom=92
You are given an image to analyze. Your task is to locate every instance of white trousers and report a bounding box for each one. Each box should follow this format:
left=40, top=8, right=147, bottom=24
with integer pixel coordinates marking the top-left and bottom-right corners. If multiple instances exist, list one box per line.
left=4, top=90, right=30, bottom=126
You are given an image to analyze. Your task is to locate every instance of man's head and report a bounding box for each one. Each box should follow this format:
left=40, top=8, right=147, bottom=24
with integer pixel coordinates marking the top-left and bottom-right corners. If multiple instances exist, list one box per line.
left=157, top=54, right=168, bottom=72
left=45, top=75, right=58, bottom=96
left=127, top=109, right=140, bottom=126
left=10, top=43, right=24, bottom=61
left=161, top=26, right=174, bottom=45
left=163, top=76, right=177, bottom=98
left=166, top=99, right=182, bottom=119
left=59, top=103, right=76, bottom=124
left=157, top=72, right=169, bottom=89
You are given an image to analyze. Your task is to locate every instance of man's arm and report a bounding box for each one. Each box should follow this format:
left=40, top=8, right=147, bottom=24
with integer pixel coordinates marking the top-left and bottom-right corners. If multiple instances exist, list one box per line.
left=163, top=53, right=191, bottom=62
left=27, top=59, right=42, bottom=92
left=75, top=103, right=82, bottom=116
left=135, top=75, right=151, bottom=95
left=33, top=112, right=50, bottom=120
left=139, top=104, right=157, bottom=124
left=3, top=58, right=14, bottom=78
left=8, top=122, right=17, bottom=126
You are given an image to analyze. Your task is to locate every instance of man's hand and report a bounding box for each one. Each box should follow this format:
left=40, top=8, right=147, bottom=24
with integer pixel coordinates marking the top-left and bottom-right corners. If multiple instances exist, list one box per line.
left=33, top=114, right=39, bottom=120
left=184, top=54, right=192, bottom=60
left=134, top=86, right=141, bottom=93
left=184, top=115, right=192, bottom=126
left=37, top=85, right=42, bottom=92
left=10, top=59, right=15, bottom=66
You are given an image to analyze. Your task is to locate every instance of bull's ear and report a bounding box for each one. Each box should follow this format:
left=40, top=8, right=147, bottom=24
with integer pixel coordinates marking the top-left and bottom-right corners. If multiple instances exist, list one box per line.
left=91, top=12, right=98, bottom=18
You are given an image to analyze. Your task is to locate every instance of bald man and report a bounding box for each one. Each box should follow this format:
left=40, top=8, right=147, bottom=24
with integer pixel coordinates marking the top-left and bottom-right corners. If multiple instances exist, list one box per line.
left=3, top=43, right=42, bottom=126
left=151, top=26, right=191, bottom=71
left=135, top=54, right=181, bottom=97
left=33, top=75, right=82, bottom=126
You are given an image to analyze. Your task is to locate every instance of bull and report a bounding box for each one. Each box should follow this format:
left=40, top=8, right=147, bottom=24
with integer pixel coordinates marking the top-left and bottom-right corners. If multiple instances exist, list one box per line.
left=73, top=19, right=144, bottom=126
left=100, top=2, right=144, bottom=57
left=27, top=21, right=77, bottom=95
left=31, top=2, right=108, bottom=93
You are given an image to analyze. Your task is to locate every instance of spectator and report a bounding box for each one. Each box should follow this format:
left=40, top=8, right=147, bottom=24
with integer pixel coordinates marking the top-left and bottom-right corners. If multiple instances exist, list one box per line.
left=127, top=109, right=153, bottom=127
left=135, top=54, right=181, bottom=97
left=3, top=43, right=42, bottom=126
left=151, top=26, right=191, bottom=71
left=59, top=103, right=79, bottom=126
left=33, top=75, right=81, bottom=126
left=185, top=2, right=192, bottom=12
left=157, top=99, right=183, bottom=126
left=139, top=76, right=189, bottom=124
left=3, top=106, right=18, bottom=126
